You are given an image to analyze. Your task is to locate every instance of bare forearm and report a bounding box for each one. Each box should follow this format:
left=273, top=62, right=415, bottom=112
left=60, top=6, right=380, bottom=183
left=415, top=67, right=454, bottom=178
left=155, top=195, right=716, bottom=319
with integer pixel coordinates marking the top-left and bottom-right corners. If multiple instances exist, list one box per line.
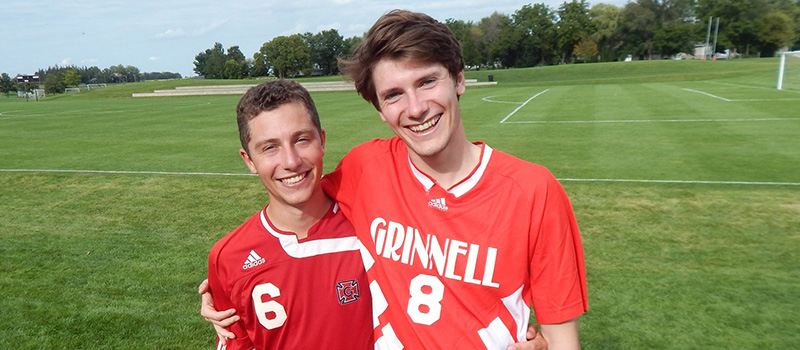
left=540, top=317, right=580, bottom=350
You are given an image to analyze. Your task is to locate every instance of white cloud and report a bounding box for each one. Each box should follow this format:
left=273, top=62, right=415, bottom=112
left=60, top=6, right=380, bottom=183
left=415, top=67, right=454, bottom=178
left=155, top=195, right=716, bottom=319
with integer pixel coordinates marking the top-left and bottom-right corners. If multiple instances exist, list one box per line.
left=155, top=19, right=226, bottom=39
left=156, top=28, right=187, bottom=39
left=149, top=56, right=161, bottom=61
left=60, top=58, right=73, bottom=66
left=194, top=19, right=227, bottom=36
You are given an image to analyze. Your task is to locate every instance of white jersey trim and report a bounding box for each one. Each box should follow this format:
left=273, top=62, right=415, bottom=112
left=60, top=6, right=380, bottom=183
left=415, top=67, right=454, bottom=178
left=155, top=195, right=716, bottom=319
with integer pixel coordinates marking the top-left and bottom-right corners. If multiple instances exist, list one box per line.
left=503, top=285, right=530, bottom=343
left=407, top=144, right=493, bottom=198
left=259, top=204, right=361, bottom=258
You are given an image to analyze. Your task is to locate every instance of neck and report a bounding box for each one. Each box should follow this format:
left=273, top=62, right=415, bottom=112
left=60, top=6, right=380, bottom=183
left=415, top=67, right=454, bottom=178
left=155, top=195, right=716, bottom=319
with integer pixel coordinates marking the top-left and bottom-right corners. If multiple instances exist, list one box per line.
left=265, top=190, right=332, bottom=240
left=408, top=131, right=482, bottom=189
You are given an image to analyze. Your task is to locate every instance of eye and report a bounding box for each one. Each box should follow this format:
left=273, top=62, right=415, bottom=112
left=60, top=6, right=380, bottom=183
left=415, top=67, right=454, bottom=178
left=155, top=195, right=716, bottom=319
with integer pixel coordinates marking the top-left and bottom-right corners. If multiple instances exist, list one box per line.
left=384, top=91, right=401, bottom=102
left=260, top=144, right=277, bottom=153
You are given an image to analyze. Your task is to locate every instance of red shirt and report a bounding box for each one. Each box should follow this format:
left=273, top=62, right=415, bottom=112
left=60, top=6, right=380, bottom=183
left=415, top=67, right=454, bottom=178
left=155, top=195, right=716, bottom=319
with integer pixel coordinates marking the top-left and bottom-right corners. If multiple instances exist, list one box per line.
left=323, top=137, right=587, bottom=349
left=208, top=204, right=373, bottom=350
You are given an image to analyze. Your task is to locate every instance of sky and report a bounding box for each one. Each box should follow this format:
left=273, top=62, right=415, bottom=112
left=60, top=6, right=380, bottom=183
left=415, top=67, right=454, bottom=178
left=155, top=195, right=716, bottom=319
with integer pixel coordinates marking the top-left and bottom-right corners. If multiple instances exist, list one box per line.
left=1, top=0, right=628, bottom=78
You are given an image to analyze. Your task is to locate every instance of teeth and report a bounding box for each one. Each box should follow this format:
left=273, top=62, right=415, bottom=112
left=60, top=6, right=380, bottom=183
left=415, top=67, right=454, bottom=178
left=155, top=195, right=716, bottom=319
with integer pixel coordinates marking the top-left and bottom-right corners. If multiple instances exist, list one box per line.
left=280, top=173, right=305, bottom=185
left=409, top=117, right=439, bottom=132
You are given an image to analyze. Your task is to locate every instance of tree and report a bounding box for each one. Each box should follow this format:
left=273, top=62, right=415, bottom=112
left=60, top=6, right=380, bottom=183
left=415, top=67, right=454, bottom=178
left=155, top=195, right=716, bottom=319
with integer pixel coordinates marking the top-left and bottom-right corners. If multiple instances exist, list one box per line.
left=225, top=45, right=249, bottom=78
left=556, top=0, right=594, bottom=63
left=260, top=34, right=311, bottom=78
left=308, top=29, right=345, bottom=75
left=446, top=19, right=483, bottom=67
left=194, top=42, right=226, bottom=78
left=63, top=69, right=80, bottom=87
left=590, top=3, right=625, bottom=61
left=654, top=21, right=696, bottom=57
left=223, top=59, right=244, bottom=80
left=758, top=11, right=797, bottom=54
left=489, top=13, right=525, bottom=67
left=573, top=37, right=599, bottom=62
left=251, top=50, right=271, bottom=77
left=341, top=36, right=362, bottom=59
left=513, top=3, right=559, bottom=66
left=479, top=12, right=514, bottom=66
left=696, top=0, right=769, bottom=56
left=620, top=1, right=658, bottom=58
left=0, top=73, right=17, bottom=96
left=45, top=71, right=65, bottom=94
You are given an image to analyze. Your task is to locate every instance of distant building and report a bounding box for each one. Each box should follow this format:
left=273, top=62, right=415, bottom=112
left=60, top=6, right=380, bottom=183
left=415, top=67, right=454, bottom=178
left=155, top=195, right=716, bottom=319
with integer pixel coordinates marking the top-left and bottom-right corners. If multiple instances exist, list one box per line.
left=15, top=74, right=40, bottom=84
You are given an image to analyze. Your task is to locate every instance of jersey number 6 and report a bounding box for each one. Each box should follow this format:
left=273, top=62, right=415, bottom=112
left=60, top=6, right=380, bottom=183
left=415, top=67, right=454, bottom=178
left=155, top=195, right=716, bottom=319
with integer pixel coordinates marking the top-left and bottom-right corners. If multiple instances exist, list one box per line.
left=252, top=283, right=288, bottom=329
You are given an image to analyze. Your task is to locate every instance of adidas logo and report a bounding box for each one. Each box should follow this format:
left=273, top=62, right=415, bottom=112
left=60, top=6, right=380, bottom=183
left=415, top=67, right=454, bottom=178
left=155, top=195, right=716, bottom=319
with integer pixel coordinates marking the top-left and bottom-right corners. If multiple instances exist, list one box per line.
left=242, top=250, right=266, bottom=270
left=427, top=198, right=448, bottom=212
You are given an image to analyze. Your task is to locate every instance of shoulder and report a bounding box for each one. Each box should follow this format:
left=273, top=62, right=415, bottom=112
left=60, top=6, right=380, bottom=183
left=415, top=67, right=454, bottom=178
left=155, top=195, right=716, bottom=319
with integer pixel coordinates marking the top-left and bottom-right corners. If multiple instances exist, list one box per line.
left=309, top=203, right=357, bottom=240
left=344, top=137, right=402, bottom=162
left=487, top=147, right=558, bottom=188
left=209, top=210, right=263, bottom=260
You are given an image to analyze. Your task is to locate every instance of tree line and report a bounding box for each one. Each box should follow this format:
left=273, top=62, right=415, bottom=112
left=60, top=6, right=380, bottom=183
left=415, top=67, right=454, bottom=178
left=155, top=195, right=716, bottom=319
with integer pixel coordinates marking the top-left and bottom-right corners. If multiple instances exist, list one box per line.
left=0, top=65, right=182, bottom=96
left=3, top=0, right=798, bottom=95
left=194, top=0, right=799, bottom=79
left=193, top=29, right=360, bottom=79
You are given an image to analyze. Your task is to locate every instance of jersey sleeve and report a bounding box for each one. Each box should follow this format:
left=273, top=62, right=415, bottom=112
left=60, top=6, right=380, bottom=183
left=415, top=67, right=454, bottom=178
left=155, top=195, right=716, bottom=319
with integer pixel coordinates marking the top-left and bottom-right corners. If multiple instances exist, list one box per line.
left=528, top=172, right=588, bottom=324
left=208, top=248, right=254, bottom=350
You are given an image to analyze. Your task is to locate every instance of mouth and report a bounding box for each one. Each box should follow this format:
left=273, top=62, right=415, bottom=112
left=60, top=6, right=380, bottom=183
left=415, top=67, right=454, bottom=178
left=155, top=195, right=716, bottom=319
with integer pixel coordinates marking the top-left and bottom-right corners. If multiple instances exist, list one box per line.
left=278, top=170, right=309, bottom=185
left=408, top=116, right=440, bottom=133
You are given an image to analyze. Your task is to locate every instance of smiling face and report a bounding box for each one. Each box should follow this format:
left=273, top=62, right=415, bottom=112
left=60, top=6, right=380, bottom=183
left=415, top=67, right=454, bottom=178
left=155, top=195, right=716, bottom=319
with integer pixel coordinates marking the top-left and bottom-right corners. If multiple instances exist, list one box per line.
left=373, top=58, right=467, bottom=160
left=240, top=101, right=326, bottom=211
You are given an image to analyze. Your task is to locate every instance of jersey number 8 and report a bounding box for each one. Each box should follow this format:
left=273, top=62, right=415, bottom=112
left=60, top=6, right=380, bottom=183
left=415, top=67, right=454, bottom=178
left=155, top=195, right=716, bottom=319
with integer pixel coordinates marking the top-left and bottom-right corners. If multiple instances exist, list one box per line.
left=407, top=274, right=444, bottom=325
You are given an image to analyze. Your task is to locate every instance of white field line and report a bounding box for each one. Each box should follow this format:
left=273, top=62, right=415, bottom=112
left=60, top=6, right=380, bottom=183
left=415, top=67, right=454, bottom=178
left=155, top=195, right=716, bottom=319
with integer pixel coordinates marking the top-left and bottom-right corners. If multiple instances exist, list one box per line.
left=705, top=81, right=800, bottom=94
left=481, top=96, right=523, bottom=104
left=501, top=117, right=800, bottom=124
left=684, top=87, right=800, bottom=102
left=683, top=88, right=732, bottom=101
left=559, top=178, right=800, bottom=186
left=2, top=168, right=798, bottom=186
left=0, top=169, right=254, bottom=176
left=499, top=89, right=550, bottom=124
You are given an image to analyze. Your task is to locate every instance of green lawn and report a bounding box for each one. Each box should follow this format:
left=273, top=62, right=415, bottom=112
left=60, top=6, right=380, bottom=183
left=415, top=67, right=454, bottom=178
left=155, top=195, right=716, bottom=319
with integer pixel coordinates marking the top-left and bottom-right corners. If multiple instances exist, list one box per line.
left=1, top=58, right=798, bottom=349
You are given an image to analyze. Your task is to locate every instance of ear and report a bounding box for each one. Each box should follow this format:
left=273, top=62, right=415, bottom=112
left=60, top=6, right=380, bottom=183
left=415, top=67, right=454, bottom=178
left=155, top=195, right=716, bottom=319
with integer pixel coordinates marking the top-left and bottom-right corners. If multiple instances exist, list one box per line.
left=320, top=128, right=326, bottom=150
left=378, top=110, right=388, bottom=123
left=240, top=149, right=258, bottom=174
left=455, top=70, right=466, bottom=97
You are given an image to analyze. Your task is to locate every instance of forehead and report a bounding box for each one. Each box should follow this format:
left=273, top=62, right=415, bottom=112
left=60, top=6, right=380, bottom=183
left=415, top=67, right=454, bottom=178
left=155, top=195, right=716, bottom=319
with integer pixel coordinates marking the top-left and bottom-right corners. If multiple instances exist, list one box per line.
left=373, top=59, right=447, bottom=89
left=248, top=102, right=317, bottom=137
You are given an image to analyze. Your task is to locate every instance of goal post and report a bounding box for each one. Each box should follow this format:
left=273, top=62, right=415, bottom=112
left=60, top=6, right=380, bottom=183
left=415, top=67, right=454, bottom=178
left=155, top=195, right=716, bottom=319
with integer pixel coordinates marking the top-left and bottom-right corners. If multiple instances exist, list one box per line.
left=777, top=50, right=800, bottom=90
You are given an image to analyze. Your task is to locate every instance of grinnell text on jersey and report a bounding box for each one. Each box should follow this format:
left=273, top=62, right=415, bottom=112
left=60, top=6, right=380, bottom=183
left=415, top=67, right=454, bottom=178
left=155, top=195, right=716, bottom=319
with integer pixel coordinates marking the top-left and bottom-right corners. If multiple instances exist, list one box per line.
left=370, top=217, right=500, bottom=288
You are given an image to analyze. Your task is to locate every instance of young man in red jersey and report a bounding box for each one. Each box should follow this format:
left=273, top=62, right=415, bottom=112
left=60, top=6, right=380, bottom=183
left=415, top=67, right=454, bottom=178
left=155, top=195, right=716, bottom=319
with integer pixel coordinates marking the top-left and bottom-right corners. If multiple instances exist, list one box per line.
left=204, top=9, right=586, bottom=349
left=205, top=79, right=372, bottom=349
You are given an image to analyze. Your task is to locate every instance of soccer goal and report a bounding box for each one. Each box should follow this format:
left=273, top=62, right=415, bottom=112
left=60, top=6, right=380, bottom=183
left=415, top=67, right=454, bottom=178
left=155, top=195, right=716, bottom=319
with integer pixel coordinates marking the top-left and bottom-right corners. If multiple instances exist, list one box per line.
left=776, top=50, right=800, bottom=90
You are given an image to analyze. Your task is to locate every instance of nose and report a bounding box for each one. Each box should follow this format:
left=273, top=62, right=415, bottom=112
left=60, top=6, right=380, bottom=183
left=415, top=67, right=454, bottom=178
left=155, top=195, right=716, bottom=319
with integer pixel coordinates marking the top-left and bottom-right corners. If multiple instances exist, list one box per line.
left=405, top=90, right=427, bottom=120
left=281, top=146, right=302, bottom=170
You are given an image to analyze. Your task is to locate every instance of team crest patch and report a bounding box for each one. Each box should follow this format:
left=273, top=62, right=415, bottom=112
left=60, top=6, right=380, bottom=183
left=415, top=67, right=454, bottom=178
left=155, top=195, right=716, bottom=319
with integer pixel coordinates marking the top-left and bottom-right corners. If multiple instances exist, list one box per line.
left=335, top=279, right=360, bottom=305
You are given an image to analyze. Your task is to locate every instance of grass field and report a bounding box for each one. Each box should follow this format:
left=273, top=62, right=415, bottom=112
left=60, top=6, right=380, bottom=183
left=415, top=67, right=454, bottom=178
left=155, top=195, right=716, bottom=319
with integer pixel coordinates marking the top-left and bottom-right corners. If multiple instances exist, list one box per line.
left=1, top=58, right=798, bottom=349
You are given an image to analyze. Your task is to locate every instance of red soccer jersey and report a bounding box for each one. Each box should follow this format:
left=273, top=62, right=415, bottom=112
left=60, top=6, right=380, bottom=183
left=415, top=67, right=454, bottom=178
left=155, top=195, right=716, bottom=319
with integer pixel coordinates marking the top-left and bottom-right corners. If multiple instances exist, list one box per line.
left=207, top=203, right=373, bottom=350
left=322, top=137, right=588, bottom=349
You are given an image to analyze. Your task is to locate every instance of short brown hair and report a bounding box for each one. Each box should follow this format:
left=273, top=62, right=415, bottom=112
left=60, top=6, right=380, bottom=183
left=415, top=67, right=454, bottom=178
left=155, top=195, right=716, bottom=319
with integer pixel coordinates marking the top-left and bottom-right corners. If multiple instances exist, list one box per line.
left=236, top=79, right=321, bottom=154
left=339, top=10, right=464, bottom=109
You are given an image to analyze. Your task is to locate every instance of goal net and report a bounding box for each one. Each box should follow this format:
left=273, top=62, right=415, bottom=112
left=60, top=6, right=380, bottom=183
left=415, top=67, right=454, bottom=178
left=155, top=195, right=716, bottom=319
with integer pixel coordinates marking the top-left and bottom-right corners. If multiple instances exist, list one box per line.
left=777, top=50, right=800, bottom=90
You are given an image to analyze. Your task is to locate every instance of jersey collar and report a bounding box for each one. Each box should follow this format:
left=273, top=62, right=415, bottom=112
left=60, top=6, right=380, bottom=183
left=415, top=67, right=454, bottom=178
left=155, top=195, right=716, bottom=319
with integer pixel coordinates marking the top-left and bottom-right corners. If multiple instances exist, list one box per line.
left=407, top=142, right=493, bottom=198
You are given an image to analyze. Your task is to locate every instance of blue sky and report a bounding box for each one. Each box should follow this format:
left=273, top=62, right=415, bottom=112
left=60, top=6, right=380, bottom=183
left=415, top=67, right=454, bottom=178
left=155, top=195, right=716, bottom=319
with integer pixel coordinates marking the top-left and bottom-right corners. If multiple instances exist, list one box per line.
left=1, top=0, right=627, bottom=77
